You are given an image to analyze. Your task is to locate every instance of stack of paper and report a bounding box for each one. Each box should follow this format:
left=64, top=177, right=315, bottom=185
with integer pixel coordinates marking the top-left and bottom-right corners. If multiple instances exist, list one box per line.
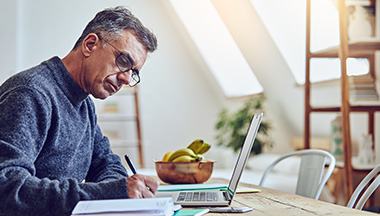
left=71, top=197, right=180, bottom=216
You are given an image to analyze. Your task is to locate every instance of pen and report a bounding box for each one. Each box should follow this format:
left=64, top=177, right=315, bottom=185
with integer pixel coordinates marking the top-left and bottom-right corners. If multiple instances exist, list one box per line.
left=124, top=155, right=137, bottom=174
left=124, top=155, right=152, bottom=192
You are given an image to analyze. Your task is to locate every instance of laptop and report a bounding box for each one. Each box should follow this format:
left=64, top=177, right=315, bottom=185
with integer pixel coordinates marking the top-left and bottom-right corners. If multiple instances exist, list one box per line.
left=155, top=113, right=263, bottom=206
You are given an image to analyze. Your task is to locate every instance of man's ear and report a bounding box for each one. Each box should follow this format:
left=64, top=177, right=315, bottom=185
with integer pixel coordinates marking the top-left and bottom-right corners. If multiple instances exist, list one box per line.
left=82, top=33, right=100, bottom=57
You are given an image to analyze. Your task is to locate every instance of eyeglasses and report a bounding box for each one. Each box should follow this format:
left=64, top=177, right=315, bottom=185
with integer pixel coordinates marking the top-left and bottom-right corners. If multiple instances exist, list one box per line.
left=99, top=36, right=140, bottom=87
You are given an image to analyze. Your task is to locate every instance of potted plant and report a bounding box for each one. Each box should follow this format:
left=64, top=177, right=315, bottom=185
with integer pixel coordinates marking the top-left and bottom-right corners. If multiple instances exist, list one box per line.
left=215, top=94, right=272, bottom=155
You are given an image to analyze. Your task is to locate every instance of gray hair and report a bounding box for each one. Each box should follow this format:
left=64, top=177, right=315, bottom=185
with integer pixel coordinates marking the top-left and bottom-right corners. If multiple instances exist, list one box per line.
left=72, top=6, right=157, bottom=52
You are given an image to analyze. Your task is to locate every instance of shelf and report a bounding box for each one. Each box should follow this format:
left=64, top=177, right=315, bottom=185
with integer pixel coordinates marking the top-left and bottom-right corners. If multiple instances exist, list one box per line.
left=110, top=139, right=139, bottom=147
left=305, top=0, right=380, bottom=199
left=310, top=105, right=380, bottom=112
left=310, top=41, right=380, bottom=58
left=97, top=113, right=137, bottom=122
left=310, top=106, right=341, bottom=112
left=335, top=157, right=378, bottom=171
left=350, top=105, right=380, bottom=112
left=114, top=85, right=136, bottom=96
left=93, top=86, right=144, bottom=167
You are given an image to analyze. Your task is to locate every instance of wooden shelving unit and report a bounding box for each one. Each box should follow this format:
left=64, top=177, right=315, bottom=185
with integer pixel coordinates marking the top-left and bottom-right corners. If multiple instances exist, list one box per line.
left=304, top=0, right=380, bottom=201
left=311, top=41, right=380, bottom=58
left=94, top=87, right=144, bottom=168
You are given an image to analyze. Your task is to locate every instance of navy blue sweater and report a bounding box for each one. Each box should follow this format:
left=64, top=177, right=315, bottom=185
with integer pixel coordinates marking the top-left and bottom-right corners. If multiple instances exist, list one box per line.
left=0, top=57, right=129, bottom=216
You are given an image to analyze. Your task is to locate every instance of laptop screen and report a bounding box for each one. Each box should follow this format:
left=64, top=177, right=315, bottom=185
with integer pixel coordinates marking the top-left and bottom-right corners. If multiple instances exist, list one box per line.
left=226, top=113, right=263, bottom=203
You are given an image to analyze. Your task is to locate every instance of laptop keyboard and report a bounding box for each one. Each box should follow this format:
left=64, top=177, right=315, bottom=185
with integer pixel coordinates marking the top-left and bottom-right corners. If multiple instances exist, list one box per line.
left=177, top=191, right=218, bottom=202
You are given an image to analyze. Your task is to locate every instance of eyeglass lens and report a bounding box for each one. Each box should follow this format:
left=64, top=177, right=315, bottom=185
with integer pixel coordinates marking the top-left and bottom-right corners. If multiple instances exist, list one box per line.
left=116, top=54, right=132, bottom=72
left=116, top=55, right=140, bottom=87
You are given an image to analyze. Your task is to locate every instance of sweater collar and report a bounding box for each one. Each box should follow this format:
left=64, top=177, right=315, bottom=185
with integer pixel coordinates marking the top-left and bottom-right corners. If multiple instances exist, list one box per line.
left=44, top=56, right=89, bottom=106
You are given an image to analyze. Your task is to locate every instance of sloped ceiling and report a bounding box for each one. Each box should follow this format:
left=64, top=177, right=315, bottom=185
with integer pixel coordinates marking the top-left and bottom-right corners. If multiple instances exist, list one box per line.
left=210, top=0, right=304, bottom=137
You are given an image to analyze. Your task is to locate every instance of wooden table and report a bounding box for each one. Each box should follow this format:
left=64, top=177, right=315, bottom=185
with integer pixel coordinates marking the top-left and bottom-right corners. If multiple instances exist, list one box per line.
left=203, top=178, right=376, bottom=216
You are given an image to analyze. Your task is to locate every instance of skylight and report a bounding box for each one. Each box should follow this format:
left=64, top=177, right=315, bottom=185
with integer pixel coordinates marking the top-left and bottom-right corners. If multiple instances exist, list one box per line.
left=250, top=0, right=370, bottom=84
left=169, top=0, right=263, bottom=98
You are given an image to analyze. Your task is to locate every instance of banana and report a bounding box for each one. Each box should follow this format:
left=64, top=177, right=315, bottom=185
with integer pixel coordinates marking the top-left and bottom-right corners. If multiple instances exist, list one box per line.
left=197, top=142, right=211, bottom=154
left=187, top=139, right=204, bottom=154
left=172, top=155, right=202, bottom=162
left=167, top=148, right=197, bottom=162
left=196, top=154, right=205, bottom=161
left=162, top=151, right=175, bottom=162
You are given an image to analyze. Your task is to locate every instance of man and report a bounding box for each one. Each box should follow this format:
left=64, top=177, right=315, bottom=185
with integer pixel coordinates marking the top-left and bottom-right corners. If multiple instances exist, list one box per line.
left=0, top=6, right=159, bottom=216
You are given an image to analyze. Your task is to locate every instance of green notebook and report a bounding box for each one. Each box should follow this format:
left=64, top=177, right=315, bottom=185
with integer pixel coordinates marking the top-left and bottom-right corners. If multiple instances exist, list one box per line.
left=174, top=209, right=209, bottom=216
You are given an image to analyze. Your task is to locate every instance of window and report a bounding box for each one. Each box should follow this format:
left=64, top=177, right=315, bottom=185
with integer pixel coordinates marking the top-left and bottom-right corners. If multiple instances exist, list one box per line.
left=169, top=0, right=263, bottom=98
left=250, top=0, right=370, bottom=84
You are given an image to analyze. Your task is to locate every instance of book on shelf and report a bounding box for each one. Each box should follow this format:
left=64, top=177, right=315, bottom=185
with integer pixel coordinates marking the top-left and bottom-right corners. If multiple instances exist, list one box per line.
left=349, top=74, right=379, bottom=100
left=349, top=74, right=375, bottom=82
left=349, top=82, right=376, bottom=88
left=350, top=89, right=377, bottom=94
left=350, top=92, right=379, bottom=101
left=71, top=197, right=181, bottom=216
left=350, top=94, right=379, bottom=98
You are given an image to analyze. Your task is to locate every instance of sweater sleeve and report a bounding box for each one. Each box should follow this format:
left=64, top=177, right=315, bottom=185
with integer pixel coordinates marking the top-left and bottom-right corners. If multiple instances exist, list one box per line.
left=85, top=122, right=130, bottom=182
left=0, top=88, right=129, bottom=216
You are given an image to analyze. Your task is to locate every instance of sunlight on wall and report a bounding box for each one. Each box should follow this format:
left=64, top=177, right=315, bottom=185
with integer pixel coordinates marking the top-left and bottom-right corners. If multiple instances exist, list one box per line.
left=169, top=0, right=263, bottom=98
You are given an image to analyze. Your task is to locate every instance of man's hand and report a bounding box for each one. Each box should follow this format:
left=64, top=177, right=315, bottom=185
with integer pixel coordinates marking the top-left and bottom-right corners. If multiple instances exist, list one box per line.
left=126, top=174, right=159, bottom=198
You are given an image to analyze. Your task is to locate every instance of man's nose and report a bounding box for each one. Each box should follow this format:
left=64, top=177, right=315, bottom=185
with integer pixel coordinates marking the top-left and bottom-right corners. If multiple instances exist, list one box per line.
left=117, top=70, right=132, bottom=86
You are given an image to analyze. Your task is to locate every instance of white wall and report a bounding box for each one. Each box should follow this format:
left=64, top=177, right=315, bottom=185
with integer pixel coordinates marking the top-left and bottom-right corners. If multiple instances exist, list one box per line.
left=1, top=0, right=279, bottom=169
left=6, top=0, right=374, bottom=169
left=211, top=0, right=380, bottom=162
left=0, top=0, right=18, bottom=82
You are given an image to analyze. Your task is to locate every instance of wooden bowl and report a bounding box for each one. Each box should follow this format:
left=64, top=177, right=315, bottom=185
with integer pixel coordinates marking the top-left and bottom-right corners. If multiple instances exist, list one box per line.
left=155, top=160, right=214, bottom=184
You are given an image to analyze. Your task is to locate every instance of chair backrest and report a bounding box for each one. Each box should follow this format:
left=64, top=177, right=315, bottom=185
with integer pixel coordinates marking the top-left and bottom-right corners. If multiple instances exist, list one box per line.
left=259, top=149, right=336, bottom=200
left=347, top=164, right=380, bottom=210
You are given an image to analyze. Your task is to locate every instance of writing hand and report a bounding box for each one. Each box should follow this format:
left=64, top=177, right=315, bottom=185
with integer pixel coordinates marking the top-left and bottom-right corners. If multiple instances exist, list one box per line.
left=126, top=174, right=159, bottom=198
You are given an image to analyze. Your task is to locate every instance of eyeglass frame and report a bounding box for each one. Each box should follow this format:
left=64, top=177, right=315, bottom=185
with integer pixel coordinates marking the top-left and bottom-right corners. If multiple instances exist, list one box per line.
left=98, top=35, right=141, bottom=87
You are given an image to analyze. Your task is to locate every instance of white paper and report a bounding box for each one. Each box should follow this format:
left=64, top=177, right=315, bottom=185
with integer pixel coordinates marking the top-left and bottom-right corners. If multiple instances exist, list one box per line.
left=71, top=197, right=175, bottom=215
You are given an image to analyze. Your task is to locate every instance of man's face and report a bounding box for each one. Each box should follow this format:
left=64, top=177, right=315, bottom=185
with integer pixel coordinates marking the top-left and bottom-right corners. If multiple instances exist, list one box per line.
left=85, top=29, right=148, bottom=99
